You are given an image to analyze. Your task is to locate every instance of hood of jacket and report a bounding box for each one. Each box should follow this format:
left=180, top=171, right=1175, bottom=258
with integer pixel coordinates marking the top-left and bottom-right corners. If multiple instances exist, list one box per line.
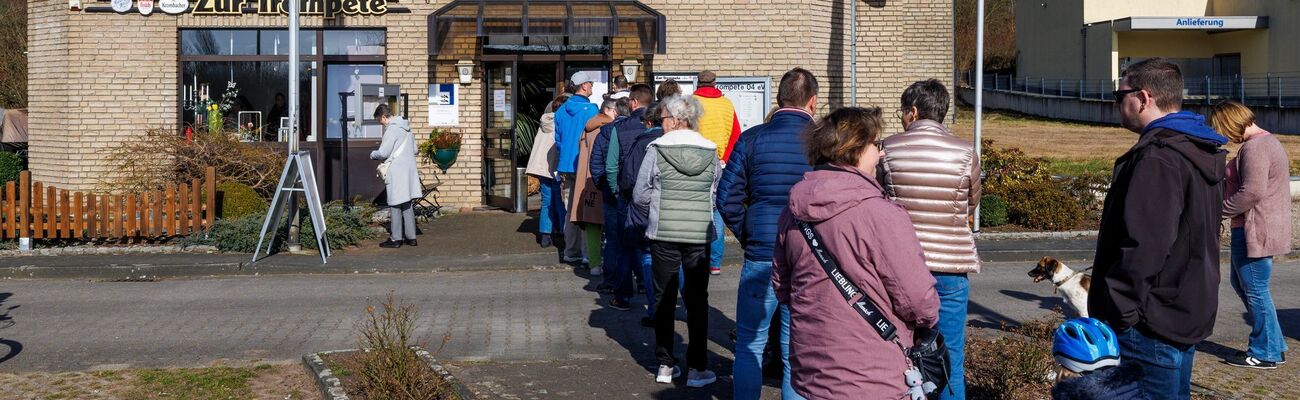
left=653, top=129, right=716, bottom=176
left=1143, top=128, right=1227, bottom=184
left=540, top=112, right=555, bottom=127
left=387, top=116, right=410, bottom=133
left=561, top=94, right=593, bottom=116
left=693, top=86, right=723, bottom=98
left=1142, top=111, right=1228, bottom=146
left=788, top=165, right=884, bottom=223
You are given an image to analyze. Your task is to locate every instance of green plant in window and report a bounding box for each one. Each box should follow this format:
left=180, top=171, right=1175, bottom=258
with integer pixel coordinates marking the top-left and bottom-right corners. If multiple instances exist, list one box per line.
left=513, top=77, right=553, bottom=156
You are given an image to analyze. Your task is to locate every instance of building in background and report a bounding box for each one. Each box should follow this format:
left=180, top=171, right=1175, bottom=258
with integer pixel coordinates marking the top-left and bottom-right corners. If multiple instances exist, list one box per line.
left=27, top=0, right=953, bottom=210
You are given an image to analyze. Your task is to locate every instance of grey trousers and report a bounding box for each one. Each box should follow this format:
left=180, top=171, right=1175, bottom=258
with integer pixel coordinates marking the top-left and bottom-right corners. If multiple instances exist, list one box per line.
left=389, top=201, right=416, bottom=241
left=559, top=173, right=585, bottom=259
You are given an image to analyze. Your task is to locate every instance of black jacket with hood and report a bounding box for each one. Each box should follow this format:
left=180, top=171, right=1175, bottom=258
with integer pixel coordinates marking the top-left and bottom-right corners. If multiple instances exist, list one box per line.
left=1088, top=111, right=1228, bottom=346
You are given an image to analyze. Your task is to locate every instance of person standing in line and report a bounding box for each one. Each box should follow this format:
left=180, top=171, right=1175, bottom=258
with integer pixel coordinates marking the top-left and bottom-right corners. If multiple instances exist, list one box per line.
left=621, top=101, right=670, bottom=326
left=773, top=107, right=939, bottom=399
left=692, top=70, right=743, bottom=275
left=554, top=72, right=601, bottom=264
left=526, top=94, right=570, bottom=249
left=608, top=75, right=631, bottom=100
left=718, top=67, right=818, bottom=400
left=369, top=104, right=421, bottom=248
left=656, top=79, right=682, bottom=103
left=632, top=95, right=720, bottom=387
left=877, top=79, right=979, bottom=400
left=1210, top=100, right=1292, bottom=369
left=591, top=85, right=654, bottom=310
left=572, top=98, right=627, bottom=277
left=1089, top=58, right=1227, bottom=399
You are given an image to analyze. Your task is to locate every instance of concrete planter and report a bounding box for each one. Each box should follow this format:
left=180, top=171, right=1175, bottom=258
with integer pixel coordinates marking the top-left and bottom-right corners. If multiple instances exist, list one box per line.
left=303, top=347, right=477, bottom=400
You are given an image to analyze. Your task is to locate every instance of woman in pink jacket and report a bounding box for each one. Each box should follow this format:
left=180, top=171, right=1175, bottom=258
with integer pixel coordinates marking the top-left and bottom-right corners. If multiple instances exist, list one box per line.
left=773, top=107, right=940, bottom=399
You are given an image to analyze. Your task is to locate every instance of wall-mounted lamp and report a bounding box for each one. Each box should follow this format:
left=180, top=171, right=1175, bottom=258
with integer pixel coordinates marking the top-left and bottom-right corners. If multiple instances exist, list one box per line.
left=621, top=59, right=641, bottom=83
left=456, top=60, right=475, bottom=85
left=68, top=0, right=81, bottom=10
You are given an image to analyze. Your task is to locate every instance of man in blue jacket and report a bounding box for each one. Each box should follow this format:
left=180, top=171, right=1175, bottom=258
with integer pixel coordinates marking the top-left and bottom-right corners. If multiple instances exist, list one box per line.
left=554, top=71, right=600, bottom=264
left=590, top=84, right=653, bottom=310
left=716, top=68, right=818, bottom=400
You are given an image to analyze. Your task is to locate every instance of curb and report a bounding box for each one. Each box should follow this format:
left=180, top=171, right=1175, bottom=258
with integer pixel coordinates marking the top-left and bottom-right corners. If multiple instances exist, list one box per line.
left=975, top=231, right=1098, bottom=240
left=303, top=348, right=478, bottom=400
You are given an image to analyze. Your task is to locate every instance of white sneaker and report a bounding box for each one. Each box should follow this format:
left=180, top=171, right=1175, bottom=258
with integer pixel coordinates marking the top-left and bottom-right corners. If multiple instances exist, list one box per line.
left=562, top=255, right=583, bottom=263
left=590, top=266, right=604, bottom=276
left=685, top=369, right=716, bottom=387
left=655, top=365, right=680, bottom=384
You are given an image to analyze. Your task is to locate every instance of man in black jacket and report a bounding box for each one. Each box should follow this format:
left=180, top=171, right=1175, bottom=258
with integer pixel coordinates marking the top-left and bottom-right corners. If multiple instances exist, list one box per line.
left=1089, top=57, right=1228, bottom=400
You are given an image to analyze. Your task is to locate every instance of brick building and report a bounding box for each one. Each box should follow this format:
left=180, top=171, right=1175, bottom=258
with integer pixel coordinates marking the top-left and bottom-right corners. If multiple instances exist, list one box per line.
left=27, top=0, right=954, bottom=211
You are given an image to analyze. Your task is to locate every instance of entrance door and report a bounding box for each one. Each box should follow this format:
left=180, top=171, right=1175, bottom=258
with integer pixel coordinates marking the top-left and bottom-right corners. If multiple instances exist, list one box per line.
left=483, top=62, right=519, bottom=210
left=323, top=64, right=386, bottom=202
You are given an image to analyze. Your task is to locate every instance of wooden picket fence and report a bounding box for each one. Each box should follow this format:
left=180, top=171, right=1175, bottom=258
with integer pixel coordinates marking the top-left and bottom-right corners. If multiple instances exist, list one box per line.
left=0, top=168, right=217, bottom=240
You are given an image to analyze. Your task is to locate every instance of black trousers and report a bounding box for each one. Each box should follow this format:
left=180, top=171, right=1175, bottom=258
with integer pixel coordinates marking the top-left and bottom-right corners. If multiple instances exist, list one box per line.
left=649, top=240, right=711, bottom=370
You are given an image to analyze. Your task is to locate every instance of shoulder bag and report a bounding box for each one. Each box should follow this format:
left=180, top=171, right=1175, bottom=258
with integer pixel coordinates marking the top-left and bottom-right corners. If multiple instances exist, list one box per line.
left=376, top=131, right=409, bottom=183
left=794, top=219, right=950, bottom=398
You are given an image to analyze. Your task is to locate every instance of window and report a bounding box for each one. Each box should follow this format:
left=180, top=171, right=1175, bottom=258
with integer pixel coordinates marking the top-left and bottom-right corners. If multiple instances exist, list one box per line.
left=181, top=30, right=257, bottom=55
left=259, top=29, right=318, bottom=56
left=324, top=30, right=386, bottom=55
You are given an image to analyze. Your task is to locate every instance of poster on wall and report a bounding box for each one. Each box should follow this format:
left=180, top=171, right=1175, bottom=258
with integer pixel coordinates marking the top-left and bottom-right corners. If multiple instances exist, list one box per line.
left=138, top=0, right=153, bottom=14
left=493, top=90, right=506, bottom=112
left=652, top=73, right=698, bottom=96
left=111, top=0, right=131, bottom=13
left=429, top=83, right=460, bottom=127
left=715, top=77, right=772, bottom=133
left=579, top=70, right=610, bottom=100
left=159, top=0, right=187, bottom=14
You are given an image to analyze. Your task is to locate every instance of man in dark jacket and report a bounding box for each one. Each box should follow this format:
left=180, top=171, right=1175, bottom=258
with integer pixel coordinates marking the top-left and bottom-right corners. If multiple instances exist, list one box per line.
left=1088, top=57, right=1227, bottom=400
left=621, top=102, right=666, bottom=324
left=589, top=84, right=653, bottom=310
left=716, top=67, right=817, bottom=400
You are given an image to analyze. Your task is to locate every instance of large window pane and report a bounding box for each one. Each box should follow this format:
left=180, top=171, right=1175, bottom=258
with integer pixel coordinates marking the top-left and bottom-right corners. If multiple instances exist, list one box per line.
left=324, top=30, right=386, bottom=55
left=260, top=29, right=318, bottom=55
left=325, top=64, right=386, bottom=139
left=181, top=30, right=257, bottom=55
left=181, top=61, right=312, bottom=141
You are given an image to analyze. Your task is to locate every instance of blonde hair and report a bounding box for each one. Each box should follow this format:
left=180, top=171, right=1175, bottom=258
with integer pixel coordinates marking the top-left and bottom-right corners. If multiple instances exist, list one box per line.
left=804, top=107, right=884, bottom=166
left=1209, top=100, right=1255, bottom=144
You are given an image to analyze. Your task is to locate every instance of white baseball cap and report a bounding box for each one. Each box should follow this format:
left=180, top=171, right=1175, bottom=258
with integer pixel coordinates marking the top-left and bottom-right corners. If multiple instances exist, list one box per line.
left=570, top=71, right=598, bottom=85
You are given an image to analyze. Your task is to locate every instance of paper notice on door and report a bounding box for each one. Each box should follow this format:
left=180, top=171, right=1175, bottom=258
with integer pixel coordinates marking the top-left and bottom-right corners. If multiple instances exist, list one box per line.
left=493, top=90, right=506, bottom=112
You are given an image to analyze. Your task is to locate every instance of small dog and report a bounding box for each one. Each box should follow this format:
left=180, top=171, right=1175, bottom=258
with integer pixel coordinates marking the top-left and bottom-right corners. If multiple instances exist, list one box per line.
left=1027, top=256, right=1091, bottom=318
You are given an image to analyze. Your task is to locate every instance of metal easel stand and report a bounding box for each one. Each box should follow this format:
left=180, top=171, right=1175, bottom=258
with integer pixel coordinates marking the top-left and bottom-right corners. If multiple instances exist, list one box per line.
left=252, top=151, right=331, bottom=263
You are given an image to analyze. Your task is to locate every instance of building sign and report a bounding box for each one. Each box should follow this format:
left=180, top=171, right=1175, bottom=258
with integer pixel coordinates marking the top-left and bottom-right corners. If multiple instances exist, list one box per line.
left=715, top=77, right=772, bottom=133
left=191, top=0, right=388, bottom=18
left=652, top=73, right=698, bottom=95
left=111, top=0, right=131, bottom=13
left=429, top=83, right=459, bottom=127
left=159, top=0, right=188, bottom=14
left=138, top=0, right=153, bottom=14
left=1122, top=16, right=1267, bottom=31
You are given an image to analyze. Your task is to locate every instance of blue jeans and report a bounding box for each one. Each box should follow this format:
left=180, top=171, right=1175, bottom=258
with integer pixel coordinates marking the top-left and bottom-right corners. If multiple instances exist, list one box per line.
left=710, top=210, right=725, bottom=268
left=602, top=198, right=634, bottom=302
left=933, top=272, right=969, bottom=400
left=1118, top=327, right=1196, bottom=400
left=733, top=259, right=802, bottom=400
left=537, top=177, right=563, bottom=234
left=1230, top=227, right=1287, bottom=362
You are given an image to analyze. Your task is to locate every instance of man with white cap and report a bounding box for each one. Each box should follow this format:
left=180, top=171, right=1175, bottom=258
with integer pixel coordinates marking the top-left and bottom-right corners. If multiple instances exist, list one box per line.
left=553, top=71, right=601, bottom=264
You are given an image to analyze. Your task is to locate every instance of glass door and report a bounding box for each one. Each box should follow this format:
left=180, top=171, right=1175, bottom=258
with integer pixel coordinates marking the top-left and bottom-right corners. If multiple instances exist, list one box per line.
left=483, top=62, right=518, bottom=210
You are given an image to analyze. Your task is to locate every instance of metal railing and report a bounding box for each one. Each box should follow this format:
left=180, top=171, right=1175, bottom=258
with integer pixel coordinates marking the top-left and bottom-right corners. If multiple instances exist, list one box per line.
left=961, top=70, right=1300, bottom=108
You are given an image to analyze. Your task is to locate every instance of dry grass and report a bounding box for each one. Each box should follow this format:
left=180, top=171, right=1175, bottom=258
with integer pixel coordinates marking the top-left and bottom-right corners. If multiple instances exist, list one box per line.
left=950, top=108, right=1300, bottom=175
left=0, top=362, right=314, bottom=400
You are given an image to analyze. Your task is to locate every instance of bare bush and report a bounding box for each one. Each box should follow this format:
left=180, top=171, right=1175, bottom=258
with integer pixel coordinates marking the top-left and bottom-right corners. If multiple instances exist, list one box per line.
left=103, top=127, right=283, bottom=196
left=353, top=293, right=451, bottom=400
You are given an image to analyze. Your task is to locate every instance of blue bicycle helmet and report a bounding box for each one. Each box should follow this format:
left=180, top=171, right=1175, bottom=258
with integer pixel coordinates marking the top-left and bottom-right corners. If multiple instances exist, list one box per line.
left=1053, top=318, right=1120, bottom=373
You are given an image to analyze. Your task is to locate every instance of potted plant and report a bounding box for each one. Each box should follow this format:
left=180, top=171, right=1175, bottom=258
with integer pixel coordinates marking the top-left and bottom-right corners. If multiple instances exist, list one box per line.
left=419, top=128, right=462, bottom=173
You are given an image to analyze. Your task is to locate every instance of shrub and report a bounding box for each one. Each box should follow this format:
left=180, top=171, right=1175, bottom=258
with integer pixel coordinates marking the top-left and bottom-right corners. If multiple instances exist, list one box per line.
left=980, top=140, right=1053, bottom=197
left=216, top=181, right=268, bottom=220
left=966, top=312, right=1064, bottom=400
left=353, top=293, right=450, bottom=399
left=184, top=202, right=378, bottom=252
left=0, top=151, right=21, bottom=185
left=1004, top=180, right=1084, bottom=231
left=1061, top=172, right=1111, bottom=222
left=979, top=195, right=1009, bottom=227
left=105, top=127, right=284, bottom=197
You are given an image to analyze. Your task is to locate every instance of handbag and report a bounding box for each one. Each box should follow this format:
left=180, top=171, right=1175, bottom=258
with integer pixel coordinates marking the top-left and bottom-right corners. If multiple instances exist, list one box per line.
left=376, top=131, right=410, bottom=183
left=794, top=219, right=951, bottom=398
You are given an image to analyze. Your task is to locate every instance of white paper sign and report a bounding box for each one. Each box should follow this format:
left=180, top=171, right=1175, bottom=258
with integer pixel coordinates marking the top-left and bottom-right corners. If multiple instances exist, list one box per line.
left=159, top=0, right=186, bottom=14
left=493, top=90, right=506, bottom=113
left=428, top=83, right=460, bottom=127
left=716, top=77, right=773, bottom=133
left=111, top=0, right=132, bottom=12
left=653, top=73, right=699, bottom=96
left=137, top=0, right=153, bottom=14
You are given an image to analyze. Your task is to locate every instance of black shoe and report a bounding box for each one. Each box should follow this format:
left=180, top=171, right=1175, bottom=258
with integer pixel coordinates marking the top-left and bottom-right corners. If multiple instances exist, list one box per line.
left=539, top=235, right=553, bottom=248
left=608, top=298, right=632, bottom=311
left=1225, top=352, right=1278, bottom=369
left=405, top=239, right=418, bottom=246
left=597, top=285, right=615, bottom=295
left=379, top=239, right=402, bottom=248
left=641, top=316, right=654, bottom=327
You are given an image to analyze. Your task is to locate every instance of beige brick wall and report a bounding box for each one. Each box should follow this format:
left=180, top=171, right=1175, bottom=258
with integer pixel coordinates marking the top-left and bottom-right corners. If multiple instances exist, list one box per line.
left=27, top=0, right=953, bottom=208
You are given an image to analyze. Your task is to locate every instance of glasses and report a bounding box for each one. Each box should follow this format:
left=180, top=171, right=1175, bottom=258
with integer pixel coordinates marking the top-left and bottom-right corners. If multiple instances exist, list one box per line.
left=1112, top=88, right=1142, bottom=102
left=874, top=139, right=884, bottom=149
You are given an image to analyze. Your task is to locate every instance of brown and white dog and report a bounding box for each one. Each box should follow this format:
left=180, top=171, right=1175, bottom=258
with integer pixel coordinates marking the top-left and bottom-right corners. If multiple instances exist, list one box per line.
left=1027, top=256, right=1091, bottom=318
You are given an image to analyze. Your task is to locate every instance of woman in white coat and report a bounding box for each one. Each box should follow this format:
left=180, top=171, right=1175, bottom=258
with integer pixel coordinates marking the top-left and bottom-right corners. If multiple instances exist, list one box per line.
left=370, top=104, right=421, bottom=248
left=525, top=94, right=570, bottom=248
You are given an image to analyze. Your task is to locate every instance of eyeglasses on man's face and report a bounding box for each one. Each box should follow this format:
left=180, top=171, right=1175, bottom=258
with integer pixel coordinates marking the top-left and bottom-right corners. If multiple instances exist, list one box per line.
left=1112, top=88, right=1142, bottom=103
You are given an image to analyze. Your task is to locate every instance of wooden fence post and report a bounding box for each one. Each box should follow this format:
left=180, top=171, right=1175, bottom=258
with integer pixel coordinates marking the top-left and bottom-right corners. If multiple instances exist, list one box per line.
left=31, top=182, right=42, bottom=239
left=205, top=167, right=216, bottom=228
left=86, top=193, right=97, bottom=239
left=73, top=192, right=83, bottom=239
left=191, top=179, right=201, bottom=233
left=126, top=194, right=137, bottom=237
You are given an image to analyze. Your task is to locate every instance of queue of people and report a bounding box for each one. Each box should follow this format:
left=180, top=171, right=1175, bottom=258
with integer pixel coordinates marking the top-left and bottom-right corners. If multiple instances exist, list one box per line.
left=503, top=58, right=1291, bottom=399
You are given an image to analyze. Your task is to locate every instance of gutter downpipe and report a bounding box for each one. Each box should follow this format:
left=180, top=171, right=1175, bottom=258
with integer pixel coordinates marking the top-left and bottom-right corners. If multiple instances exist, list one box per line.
left=974, top=0, right=984, bottom=232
